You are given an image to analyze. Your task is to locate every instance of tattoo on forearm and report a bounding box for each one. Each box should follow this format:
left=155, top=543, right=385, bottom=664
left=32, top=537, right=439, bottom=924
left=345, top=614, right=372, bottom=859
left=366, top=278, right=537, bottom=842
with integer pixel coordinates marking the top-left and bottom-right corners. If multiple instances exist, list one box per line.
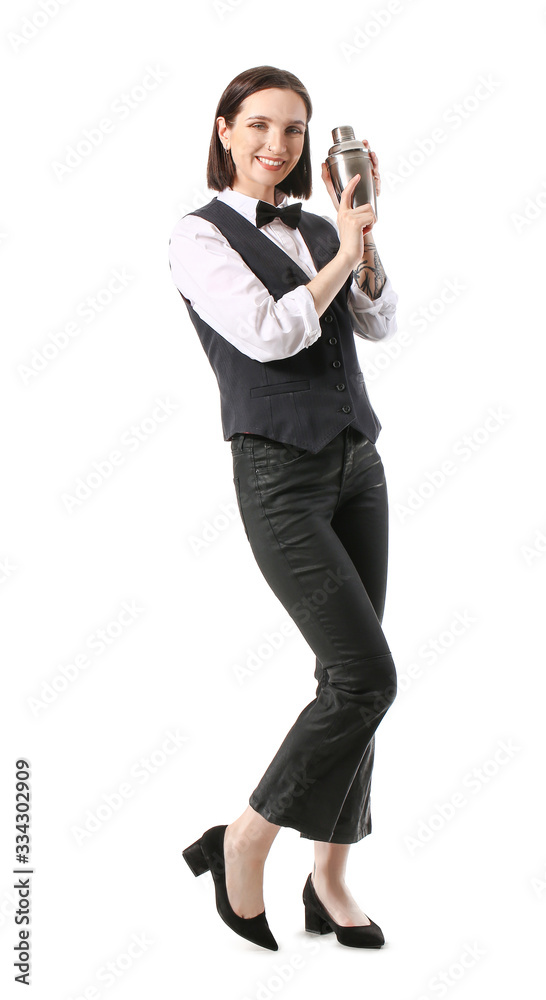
left=353, top=242, right=387, bottom=300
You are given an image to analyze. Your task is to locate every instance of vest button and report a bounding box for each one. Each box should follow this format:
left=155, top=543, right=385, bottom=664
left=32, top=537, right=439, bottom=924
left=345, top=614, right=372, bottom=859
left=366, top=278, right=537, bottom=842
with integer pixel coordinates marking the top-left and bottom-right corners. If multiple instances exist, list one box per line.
left=332, top=360, right=341, bottom=369
left=336, top=383, right=346, bottom=391
left=328, top=337, right=337, bottom=345
left=342, top=405, right=351, bottom=414
left=324, top=314, right=333, bottom=323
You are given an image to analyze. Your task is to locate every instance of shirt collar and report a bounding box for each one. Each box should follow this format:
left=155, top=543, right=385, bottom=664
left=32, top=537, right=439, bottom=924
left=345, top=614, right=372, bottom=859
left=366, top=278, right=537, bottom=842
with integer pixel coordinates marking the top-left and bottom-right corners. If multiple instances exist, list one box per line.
left=217, top=186, right=289, bottom=227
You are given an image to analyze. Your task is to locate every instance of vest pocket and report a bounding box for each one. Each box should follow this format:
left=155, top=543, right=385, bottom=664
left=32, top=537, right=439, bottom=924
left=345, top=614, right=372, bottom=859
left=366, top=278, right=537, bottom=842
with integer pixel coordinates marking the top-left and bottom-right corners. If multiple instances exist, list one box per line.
left=250, top=379, right=310, bottom=397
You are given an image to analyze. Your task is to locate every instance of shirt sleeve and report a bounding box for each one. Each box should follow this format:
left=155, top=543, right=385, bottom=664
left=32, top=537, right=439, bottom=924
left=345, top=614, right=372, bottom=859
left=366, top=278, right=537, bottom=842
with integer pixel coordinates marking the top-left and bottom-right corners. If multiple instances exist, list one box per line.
left=348, top=276, right=398, bottom=342
left=168, top=215, right=322, bottom=363
left=321, top=214, right=398, bottom=342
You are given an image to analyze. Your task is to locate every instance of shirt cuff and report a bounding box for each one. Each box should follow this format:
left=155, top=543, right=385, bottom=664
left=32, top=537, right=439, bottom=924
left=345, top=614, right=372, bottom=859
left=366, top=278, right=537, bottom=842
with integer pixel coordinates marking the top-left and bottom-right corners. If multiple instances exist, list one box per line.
left=349, top=273, right=398, bottom=318
left=349, top=274, right=398, bottom=341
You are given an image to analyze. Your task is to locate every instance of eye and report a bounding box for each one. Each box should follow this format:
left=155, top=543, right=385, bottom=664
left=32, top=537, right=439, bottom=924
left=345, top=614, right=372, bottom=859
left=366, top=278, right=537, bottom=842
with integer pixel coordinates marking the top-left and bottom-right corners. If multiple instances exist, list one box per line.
left=250, top=123, right=303, bottom=134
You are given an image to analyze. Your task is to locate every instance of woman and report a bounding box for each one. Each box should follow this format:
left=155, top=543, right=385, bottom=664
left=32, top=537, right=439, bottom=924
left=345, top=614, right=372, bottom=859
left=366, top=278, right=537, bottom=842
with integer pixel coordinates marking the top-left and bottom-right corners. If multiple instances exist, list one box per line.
left=168, top=65, right=398, bottom=951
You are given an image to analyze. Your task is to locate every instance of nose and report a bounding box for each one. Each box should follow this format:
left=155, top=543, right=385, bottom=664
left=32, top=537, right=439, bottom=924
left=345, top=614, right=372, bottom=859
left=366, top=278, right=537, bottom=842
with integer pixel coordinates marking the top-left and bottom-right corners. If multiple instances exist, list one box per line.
left=264, top=132, right=288, bottom=155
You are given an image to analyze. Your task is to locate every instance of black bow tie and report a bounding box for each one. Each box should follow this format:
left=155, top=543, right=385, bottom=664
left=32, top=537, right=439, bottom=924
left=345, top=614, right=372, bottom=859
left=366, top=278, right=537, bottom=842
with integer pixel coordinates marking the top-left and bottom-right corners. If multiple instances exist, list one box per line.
left=256, top=200, right=302, bottom=230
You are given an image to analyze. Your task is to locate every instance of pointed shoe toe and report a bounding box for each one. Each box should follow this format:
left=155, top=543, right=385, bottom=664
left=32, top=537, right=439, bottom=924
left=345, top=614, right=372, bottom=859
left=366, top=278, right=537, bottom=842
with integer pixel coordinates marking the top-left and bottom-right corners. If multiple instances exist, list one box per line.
left=182, top=824, right=278, bottom=951
left=302, top=872, right=385, bottom=948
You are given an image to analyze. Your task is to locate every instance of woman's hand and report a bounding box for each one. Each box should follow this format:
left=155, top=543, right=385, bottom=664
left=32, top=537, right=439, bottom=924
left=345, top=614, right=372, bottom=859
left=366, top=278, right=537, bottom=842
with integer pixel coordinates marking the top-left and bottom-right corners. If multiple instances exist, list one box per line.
left=322, top=139, right=381, bottom=260
left=321, top=138, right=381, bottom=206
left=363, top=138, right=381, bottom=198
left=330, top=173, right=376, bottom=268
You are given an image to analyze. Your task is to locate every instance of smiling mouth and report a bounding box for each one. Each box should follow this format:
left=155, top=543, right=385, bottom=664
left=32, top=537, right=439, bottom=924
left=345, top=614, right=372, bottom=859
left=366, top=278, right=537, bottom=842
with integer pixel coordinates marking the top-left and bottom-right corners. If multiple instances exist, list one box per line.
left=256, top=156, right=285, bottom=166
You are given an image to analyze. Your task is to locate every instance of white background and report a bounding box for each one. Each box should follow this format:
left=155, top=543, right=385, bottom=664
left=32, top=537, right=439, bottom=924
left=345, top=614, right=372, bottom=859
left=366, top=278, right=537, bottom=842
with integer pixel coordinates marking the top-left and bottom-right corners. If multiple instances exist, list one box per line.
left=2, top=0, right=545, bottom=996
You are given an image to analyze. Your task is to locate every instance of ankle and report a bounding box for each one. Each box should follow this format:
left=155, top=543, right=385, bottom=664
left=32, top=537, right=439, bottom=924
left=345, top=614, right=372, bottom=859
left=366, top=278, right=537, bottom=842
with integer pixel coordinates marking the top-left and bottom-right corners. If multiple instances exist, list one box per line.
left=313, top=868, right=347, bottom=890
left=225, top=822, right=269, bottom=864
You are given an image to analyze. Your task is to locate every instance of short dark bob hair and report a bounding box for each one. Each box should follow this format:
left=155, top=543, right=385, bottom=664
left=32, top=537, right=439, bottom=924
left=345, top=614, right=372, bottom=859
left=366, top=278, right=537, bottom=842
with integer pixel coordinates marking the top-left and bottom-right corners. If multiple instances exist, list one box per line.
left=207, top=65, right=313, bottom=200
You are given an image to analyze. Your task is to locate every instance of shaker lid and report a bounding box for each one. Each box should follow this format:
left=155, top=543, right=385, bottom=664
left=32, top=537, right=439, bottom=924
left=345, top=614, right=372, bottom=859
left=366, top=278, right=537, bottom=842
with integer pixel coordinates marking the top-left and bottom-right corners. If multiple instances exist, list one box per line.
left=328, top=126, right=366, bottom=155
left=332, top=126, right=355, bottom=144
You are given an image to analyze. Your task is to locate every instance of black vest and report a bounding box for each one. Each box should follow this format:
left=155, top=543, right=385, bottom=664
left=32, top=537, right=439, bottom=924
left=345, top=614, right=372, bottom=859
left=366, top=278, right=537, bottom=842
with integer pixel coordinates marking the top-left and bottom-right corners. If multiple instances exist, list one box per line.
left=172, top=197, right=382, bottom=454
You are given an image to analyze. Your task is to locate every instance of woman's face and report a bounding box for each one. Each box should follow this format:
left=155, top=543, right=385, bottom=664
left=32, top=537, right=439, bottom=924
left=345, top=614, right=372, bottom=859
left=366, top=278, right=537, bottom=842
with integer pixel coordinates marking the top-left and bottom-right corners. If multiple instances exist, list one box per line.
left=217, top=87, right=307, bottom=200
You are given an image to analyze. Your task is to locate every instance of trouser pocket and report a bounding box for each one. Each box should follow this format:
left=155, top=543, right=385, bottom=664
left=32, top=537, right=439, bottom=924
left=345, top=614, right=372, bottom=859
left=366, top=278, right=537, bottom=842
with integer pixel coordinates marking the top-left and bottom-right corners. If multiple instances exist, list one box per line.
left=253, top=437, right=309, bottom=472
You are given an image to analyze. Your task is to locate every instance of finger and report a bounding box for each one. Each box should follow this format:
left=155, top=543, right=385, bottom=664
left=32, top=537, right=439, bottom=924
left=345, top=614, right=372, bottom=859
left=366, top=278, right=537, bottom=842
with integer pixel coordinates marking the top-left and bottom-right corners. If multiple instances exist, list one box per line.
left=353, top=202, right=376, bottom=217
left=321, top=162, right=333, bottom=184
left=362, top=140, right=380, bottom=175
left=340, top=173, right=360, bottom=193
left=322, top=164, right=336, bottom=193
left=346, top=172, right=360, bottom=188
left=348, top=203, right=375, bottom=225
left=321, top=164, right=343, bottom=209
left=340, top=173, right=361, bottom=202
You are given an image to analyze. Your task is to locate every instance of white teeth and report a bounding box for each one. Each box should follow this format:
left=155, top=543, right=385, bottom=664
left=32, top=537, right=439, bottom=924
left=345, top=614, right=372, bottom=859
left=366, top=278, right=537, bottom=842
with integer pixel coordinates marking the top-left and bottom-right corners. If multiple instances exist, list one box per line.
left=257, top=157, right=284, bottom=166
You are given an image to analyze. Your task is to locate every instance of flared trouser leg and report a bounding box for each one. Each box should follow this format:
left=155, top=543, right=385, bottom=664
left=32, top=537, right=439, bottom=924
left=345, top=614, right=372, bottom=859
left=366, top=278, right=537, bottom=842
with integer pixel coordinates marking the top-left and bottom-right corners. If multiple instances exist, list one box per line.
left=231, top=425, right=397, bottom=844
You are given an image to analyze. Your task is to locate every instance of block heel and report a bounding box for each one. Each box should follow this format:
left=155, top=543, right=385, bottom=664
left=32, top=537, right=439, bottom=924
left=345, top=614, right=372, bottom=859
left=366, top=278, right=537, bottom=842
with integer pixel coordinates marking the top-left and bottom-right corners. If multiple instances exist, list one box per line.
left=182, top=838, right=210, bottom=876
left=304, top=902, right=334, bottom=934
left=302, top=872, right=385, bottom=948
left=181, top=824, right=278, bottom=951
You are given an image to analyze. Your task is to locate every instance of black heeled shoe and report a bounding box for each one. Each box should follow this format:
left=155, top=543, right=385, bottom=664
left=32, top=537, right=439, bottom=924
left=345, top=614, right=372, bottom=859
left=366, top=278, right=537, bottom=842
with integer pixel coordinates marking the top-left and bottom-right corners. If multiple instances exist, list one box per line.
left=182, top=824, right=278, bottom=951
left=302, top=872, right=385, bottom=948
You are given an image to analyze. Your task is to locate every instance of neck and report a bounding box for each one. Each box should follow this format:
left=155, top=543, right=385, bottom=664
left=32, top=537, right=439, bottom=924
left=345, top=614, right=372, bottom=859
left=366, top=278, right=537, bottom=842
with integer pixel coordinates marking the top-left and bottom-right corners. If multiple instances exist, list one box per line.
left=230, top=179, right=281, bottom=206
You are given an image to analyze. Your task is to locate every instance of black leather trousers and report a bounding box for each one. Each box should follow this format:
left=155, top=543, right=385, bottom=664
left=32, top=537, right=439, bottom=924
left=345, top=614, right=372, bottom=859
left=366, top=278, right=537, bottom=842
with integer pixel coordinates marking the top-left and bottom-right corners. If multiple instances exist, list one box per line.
left=230, top=425, right=397, bottom=844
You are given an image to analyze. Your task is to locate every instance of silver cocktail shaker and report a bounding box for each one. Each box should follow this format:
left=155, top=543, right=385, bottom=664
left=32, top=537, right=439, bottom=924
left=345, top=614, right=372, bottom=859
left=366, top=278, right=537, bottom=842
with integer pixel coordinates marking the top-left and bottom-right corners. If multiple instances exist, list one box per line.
left=326, top=126, right=377, bottom=220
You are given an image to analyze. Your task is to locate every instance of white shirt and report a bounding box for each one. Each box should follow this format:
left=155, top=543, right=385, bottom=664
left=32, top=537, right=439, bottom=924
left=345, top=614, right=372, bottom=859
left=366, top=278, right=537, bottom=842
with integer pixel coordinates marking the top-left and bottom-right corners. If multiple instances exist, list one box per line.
left=168, top=186, right=398, bottom=363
